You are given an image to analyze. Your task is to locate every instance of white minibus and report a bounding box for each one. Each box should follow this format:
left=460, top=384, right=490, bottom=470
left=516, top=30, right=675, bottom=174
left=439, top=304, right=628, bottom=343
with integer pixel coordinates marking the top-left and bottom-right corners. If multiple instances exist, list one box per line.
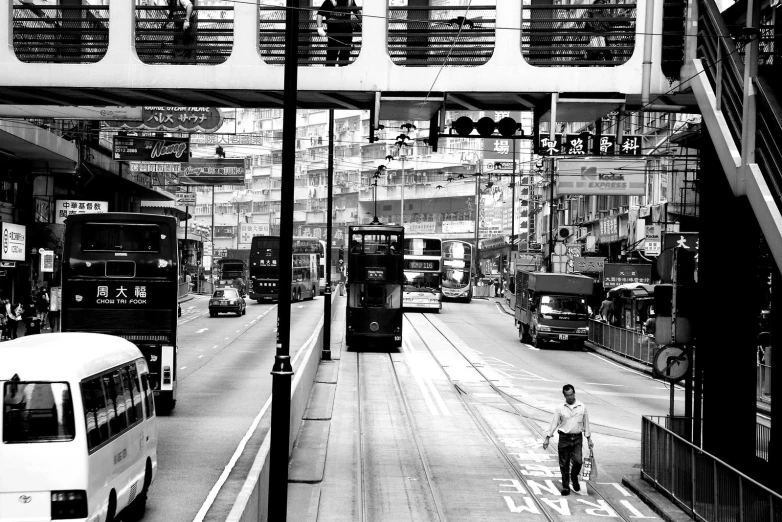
left=1, top=333, right=158, bottom=522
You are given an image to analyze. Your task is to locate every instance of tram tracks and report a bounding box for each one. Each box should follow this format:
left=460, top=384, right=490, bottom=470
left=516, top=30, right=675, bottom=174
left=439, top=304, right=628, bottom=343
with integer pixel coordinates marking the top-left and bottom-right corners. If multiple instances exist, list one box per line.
left=403, top=312, right=637, bottom=522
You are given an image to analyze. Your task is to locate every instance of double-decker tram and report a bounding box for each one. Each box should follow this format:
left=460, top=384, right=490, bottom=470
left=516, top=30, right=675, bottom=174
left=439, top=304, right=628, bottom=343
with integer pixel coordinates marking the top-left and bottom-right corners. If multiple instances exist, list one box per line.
left=61, top=213, right=179, bottom=412
left=346, top=224, right=404, bottom=348
left=442, top=240, right=474, bottom=302
left=403, top=235, right=443, bottom=312
left=249, top=236, right=321, bottom=303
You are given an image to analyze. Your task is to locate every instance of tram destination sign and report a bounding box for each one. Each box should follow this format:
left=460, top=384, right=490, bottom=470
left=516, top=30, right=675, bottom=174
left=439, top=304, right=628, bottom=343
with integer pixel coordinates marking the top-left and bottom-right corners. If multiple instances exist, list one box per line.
left=113, top=136, right=190, bottom=163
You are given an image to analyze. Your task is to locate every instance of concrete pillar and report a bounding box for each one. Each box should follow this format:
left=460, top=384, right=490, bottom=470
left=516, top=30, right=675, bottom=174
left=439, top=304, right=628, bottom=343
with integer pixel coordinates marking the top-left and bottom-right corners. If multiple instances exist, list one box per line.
left=698, top=130, right=759, bottom=472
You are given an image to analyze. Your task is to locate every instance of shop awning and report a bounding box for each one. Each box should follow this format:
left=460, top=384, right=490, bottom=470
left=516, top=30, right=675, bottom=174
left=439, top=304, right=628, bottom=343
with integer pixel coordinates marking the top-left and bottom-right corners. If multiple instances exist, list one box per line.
left=140, top=199, right=191, bottom=221
left=608, top=282, right=656, bottom=299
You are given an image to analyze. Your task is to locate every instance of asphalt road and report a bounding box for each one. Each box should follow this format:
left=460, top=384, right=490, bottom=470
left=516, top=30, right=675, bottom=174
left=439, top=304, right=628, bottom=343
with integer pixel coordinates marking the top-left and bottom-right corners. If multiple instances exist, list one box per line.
left=143, top=294, right=326, bottom=522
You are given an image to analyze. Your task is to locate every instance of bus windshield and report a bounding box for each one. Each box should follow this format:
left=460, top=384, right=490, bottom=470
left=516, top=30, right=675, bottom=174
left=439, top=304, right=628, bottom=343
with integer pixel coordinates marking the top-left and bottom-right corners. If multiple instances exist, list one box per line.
left=404, top=272, right=440, bottom=293
left=3, top=382, right=75, bottom=443
left=443, top=269, right=471, bottom=289
left=540, top=295, right=588, bottom=315
left=404, top=238, right=440, bottom=256
left=81, top=224, right=161, bottom=252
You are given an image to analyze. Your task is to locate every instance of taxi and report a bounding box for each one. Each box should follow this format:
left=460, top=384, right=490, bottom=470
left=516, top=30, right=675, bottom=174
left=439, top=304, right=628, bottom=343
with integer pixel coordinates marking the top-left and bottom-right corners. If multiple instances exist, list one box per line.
left=209, top=288, right=247, bottom=317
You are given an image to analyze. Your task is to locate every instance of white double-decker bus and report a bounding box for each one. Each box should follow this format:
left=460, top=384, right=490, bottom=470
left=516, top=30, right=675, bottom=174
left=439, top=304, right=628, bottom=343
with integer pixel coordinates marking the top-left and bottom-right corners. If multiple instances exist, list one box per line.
left=442, top=240, right=474, bottom=302
left=403, top=235, right=443, bottom=311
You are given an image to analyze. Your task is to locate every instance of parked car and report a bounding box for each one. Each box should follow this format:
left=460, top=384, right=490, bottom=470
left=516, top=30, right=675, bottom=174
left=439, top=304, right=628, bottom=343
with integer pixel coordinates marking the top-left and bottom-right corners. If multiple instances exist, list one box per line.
left=209, top=288, right=246, bottom=317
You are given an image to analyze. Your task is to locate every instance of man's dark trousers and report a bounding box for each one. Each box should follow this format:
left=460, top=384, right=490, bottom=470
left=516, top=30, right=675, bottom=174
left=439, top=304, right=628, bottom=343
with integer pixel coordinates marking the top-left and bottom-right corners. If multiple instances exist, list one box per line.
left=557, top=431, right=583, bottom=490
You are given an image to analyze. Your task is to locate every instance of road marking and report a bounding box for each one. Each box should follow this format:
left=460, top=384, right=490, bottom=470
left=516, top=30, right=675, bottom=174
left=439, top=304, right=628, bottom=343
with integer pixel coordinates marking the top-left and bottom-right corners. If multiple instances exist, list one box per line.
left=225, top=337, right=230, bottom=340
left=192, top=396, right=272, bottom=522
left=198, top=355, right=204, bottom=359
left=298, top=305, right=304, bottom=309
left=212, top=345, right=218, bottom=349
left=236, top=330, right=241, bottom=333
left=526, top=345, right=540, bottom=351
left=181, top=366, right=187, bottom=370
left=195, top=328, right=208, bottom=334
left=401, top=338, right=440, bottom=416
left=250, top=320, right=256, bottom=324
left=585, top=382, right=624, bottom=386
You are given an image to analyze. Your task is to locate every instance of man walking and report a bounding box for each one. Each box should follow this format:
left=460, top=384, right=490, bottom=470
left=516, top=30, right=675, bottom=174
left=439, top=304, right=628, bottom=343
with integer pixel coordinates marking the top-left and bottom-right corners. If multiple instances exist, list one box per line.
left=543, top=384, right=594, bottom=495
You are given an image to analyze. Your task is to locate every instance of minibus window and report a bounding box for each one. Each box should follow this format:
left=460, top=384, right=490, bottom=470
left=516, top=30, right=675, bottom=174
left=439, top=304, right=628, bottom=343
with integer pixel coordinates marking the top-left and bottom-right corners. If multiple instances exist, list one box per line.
left=81, top=378, right=108, bottom=449
left=125, top=365, right=143, bottom=423
left=3, top=382, right=75, bottom=443
left=120, top=368, right=137, bottom=425
left=140, top=371, right=155, bottom=418
left=103, top=372, right=127, bottom=435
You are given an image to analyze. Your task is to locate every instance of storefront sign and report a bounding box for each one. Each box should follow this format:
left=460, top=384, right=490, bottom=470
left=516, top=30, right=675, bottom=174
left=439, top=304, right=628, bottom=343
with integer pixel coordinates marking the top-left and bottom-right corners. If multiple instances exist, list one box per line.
left=442, top=220, right=474, bottom=234
left=603, top=263, right=652, bottom=288
left=180, top=159, right=246, bottom=185
left=115, top=107, right=223, bottom=133
left=55, top=200, right=109, bottom=224
left=239, top=223, right=270, bottom=244
left=598, top=216, right=619, bottom=243
left=573, top=257, right=606, bottom=273
left=644, top=225, right=662, bottom=255
left=479, top=236, right=507, bottom=250
left=557, top=158, right=646, bottom=196
left=40, top=249, right=55, bottom=273
left=404, top=222, right=436, bottom=234
left=214, top=248, right=228, bottom=258
left=1, top=223, right=26, bottom=262
left=113, top=136, right=190, bottom=163
left=203, top=241, right=213, bottom=257
left=175, top=192, right=196, bottom=205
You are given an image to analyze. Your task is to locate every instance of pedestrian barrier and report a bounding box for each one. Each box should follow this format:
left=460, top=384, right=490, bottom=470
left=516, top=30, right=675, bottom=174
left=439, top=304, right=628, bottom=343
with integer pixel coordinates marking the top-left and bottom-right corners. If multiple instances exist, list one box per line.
left=641, top=416, right=779, bottom=521
left=588, top=319, right=656, bottom=365
left=178, top=282, right=190, bottom=298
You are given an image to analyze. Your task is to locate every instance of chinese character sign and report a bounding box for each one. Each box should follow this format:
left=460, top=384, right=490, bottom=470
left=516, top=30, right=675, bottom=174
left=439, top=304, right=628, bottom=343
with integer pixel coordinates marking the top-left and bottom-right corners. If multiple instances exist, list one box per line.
left=55, top=200, right=109, bottom=225
left=1, top=223, right=26, bottom=262
left=239, top=224, right=270, bottom=244
left=115, top=106, right=224, bottom=133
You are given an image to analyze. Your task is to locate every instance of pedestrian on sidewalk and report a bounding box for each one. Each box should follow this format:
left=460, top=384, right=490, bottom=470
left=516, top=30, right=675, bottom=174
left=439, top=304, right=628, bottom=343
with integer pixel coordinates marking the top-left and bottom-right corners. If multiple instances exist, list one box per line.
left=543, top=384, right=593, bottom=496
left=36, top=286, right=50, bottom=329
left=5, top=299, right=21, bottom=340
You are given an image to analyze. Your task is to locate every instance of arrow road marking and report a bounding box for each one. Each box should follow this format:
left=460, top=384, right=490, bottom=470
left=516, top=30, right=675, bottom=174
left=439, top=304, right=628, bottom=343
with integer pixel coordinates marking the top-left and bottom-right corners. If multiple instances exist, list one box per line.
left=195, top=328, right=209, bottom=334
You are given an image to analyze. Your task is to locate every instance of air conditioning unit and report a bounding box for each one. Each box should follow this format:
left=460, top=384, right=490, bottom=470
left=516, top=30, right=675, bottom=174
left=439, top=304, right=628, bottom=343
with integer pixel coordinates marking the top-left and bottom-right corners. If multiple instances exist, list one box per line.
left=556, top=226, right=574, bottom=241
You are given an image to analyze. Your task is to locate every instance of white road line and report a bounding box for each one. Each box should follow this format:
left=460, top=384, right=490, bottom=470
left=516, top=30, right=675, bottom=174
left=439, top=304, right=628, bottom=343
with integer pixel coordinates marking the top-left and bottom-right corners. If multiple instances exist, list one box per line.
left=250, top=320, right=256, bottom=324
left=526, top=345, right=540, bottom=352
left=585, top=382, right=624, bottom=386
left=180, top=366, right=187, bottom=370
left=587, top=352, right=652, bottom=379
left=191, top=396, right=272, bottom=522
left=212, top=345, right=218, bottom=349
left=225, top=337, right=230, bottom=340
left=402, top=338, right=440, bottom=417
left=236, top=330, right=241, bottom=333
left=297, top=305, right=304, bottom=308
left=198, top=355, right=204, bottom=359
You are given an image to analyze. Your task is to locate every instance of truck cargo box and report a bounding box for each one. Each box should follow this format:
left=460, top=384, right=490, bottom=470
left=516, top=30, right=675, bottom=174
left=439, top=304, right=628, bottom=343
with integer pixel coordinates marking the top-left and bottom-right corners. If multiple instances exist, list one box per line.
left=520, top=271, right=594, bottom=296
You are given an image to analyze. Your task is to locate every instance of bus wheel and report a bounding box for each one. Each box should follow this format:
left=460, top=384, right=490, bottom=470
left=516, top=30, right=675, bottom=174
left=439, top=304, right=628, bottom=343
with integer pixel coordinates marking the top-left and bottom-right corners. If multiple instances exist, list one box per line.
left=124, top=463, right=150, bottom=521
left=106, top=491, right=117, bottom=522
left=297, top=289, right=302, bottom=301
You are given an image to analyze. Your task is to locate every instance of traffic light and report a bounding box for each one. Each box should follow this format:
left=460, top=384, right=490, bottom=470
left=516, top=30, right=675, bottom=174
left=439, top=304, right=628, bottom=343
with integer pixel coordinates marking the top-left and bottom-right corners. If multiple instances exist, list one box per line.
left=427, top=112, right=439, bottom=152
left=452, top=116, right=522, bottom=138
left=338, top=248, right=344, bottom=271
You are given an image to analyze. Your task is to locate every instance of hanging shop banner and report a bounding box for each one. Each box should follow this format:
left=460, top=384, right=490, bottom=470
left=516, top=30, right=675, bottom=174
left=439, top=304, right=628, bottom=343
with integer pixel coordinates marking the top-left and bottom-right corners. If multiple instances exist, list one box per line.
left=0, top=106, right=142, bottom=120
left=180, top=158, right=246, bottom=185
left=1, top=223, right=26, bottom=262
left=603, top=263, right=652, bottom=288
left=597, top=216, right=620, bottom=244
left=113, top=107, right=223, bottom=133
left=442, top=220, right=474, bottom=234
left=55, top=200, right=109, bottom=224
left=175, top=192, right=196, bottom=205
left=644, top=225, right=662, bottom=255
left=239, top=224, right=270, bottom=245
left=113, top=136, right=190, bottom=163
left=404, top=222, right=436, bottom=234
left=556, top=158, right=646, bottom=196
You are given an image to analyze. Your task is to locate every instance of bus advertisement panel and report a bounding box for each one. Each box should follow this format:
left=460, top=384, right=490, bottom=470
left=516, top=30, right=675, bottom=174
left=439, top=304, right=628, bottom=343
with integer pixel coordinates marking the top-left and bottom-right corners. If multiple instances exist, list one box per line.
left=403, top=236, right=443, bottom=311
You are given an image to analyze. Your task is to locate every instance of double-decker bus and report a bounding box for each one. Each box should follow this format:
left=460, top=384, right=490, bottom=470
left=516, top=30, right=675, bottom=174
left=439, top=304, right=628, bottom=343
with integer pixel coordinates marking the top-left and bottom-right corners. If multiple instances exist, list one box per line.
left=346, top=224, right=404, bottom=347
left=61, top=213, right=179, bottom=412
left=403, top=235, right=443, bottom=311
left=216, top=258, right=247, bottom=294
left=318, top=240, right=327, bottom=293
left=442, top=240, right=474, bottom=302
left=249, top=236, right=321, bottom=303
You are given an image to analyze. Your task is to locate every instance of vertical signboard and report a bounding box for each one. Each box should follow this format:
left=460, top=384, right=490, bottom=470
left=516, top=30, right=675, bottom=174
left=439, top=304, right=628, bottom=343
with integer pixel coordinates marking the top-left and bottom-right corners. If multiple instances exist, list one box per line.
left=40, top=249, right=55, bottom=273
left=644, top=225, right=661, bottom=255
left=1, top=223, right=26, bottom=262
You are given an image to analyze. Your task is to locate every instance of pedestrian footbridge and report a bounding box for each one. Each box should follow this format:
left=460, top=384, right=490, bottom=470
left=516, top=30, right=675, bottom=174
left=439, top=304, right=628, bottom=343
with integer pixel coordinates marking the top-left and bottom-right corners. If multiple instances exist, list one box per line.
left=0, top=1, right=677, bottom=112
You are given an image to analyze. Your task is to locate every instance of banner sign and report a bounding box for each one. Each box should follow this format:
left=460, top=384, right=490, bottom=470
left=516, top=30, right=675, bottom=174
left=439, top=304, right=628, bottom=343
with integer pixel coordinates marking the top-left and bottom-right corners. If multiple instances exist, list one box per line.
left=603, top=263, right=652, bottom=288
left=537, top=134, right=643, bottom=157
left=598, top=216, right=620, bottom=243
left=55, top=200, right=109, bottom=224
left=114, top=107, right=223, bottom=133
left=113, top=136, right=190, bottom=163
left=404, top=222, right=436, bottom=234
left=442, top=220, right=474, bottom=234
left=175, top=192, right=196, bottom=205
left=40, top=249, right=55, bottom=273
left=239, top=223, right=270, bottom=244
left=557, top=158, right=646, bottom=196
left=573, top=256, right=606, bottom=273
left=1, top=223, right=26, bottom=262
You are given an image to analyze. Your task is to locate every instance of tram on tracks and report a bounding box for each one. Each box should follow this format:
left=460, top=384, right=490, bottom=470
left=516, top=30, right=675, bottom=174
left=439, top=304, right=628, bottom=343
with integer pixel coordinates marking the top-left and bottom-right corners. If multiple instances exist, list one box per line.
left=345, top=223, right=405, bottom=348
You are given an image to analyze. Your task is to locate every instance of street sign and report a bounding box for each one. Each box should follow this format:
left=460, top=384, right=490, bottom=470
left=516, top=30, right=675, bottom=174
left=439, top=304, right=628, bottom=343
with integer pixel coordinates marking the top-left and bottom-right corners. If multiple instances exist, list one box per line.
left=573, top=257, right=606, bottom=273
left=214, top=248, right=228, bottom=258
left=175, top=192, right=196, bottom=205
left=603, top=263, right=652, bottom=288
left=113, top=136, right=190, bottom=163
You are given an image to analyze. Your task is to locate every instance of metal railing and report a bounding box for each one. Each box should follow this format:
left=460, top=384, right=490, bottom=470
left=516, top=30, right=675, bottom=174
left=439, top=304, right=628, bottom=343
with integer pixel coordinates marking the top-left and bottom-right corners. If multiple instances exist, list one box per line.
left=588, top=319, right=656, bottom=365
left=135, top=6, right=234, bottom=65
left=697, top=0, right=745, bottom=147
left=387, top=5, right=495, bottom=67
left=756, top=361, right=772, bottom=403
left=642, top=416, right=780, bottom=521
left=259, top=6, right=362, bottom=66
left=521, top=4, right=636, bottom=67
left=12, top=5, right=109, bottom=64
left=754, top=77, right=782, bottom=211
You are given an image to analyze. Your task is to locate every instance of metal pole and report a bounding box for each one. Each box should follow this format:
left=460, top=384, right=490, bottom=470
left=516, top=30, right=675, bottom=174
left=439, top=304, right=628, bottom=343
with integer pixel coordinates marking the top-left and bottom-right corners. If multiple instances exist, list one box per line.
left=268, top=0, right=297, bottom=518
left=511, top=139, right=516, bottom=248
left=400, top=156, right=405, bottom=225
left=323, top=110, right=334, bottom=361
left=211, top=186, right=215, bottom=281
left=474, top=160, right=480, bottom=277
left=236, top=200, right=240, bottom=249
left=547, top=159, right=555, bottom=272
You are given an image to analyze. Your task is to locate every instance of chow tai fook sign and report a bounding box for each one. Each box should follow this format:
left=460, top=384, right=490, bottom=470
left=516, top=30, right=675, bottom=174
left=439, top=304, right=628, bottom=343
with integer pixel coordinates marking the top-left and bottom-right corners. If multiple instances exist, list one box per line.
left=114, top=107, right=224, bottom=133
left=113, top=136, right=190, bottom=163
left=603, top=263, right=652, bottom=288
left=55, top=200, right=109, bottom=225
left=557, top=158, right=646, bottom=196
left=2, top=223, right=26, bottom=262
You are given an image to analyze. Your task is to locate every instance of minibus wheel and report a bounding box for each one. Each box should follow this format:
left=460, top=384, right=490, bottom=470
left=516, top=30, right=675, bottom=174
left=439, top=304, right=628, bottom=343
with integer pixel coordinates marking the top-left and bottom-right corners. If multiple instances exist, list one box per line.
left=125, top=460, right=152, bottom=521
left=106, top=491, right=117, bottom=522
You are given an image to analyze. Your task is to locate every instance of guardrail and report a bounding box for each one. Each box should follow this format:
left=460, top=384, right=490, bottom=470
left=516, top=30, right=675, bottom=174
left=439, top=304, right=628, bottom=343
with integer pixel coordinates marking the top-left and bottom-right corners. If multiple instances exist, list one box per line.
left=521, top=3, right=636, bottom=66
left=588, top=319, right=656, bottom=365
left=387, top=5, right=496, bottom=67
left=642, top=416, right=779, bottom=521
